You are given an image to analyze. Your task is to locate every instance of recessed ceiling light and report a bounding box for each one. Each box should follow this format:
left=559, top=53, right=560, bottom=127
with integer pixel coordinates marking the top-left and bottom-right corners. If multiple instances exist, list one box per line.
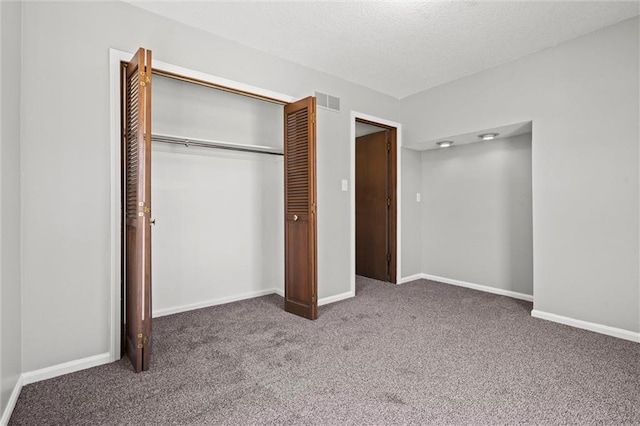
left=436, top=141, right=453, bottom=148
left=478, top=133, right=499, bottom=141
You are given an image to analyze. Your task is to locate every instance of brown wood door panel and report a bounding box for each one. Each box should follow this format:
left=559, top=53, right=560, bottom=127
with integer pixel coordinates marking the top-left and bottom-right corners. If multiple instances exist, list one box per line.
left=356, top=130, right=389, bottom=281
left=124, top=219, right=140, bottom=370
left=123, top=47, right=152, bottom=372
left=285, top=220, right=311, bottom=316
left=284, top=97, right=317, bottom=320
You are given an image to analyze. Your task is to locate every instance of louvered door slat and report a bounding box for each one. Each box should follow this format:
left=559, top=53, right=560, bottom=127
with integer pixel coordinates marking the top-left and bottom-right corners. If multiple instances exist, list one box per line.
left=123, top=47, right=153, bottom=373
left=125, top=69, right=140, bottom=219
left=284, top=97, right=317, bottom=320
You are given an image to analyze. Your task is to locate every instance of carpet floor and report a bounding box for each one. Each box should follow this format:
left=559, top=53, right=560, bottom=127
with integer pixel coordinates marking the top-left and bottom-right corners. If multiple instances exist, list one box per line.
left=9, top=277, right=640, bottom=425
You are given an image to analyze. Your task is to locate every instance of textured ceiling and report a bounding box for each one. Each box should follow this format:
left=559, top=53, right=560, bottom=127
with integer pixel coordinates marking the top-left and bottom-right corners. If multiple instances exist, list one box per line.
left=127, top=1, right=640, bottom=99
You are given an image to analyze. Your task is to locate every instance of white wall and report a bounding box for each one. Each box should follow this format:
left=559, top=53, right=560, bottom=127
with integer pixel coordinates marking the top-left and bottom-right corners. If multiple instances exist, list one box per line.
left=151, top=75, right=284, bottom=315
left=0, top=0, right=22, bottom=417
left=421, top=134, right=533, bottom=296
left=401, top=148, right=422, bottom=278
left=151, top=147, right=283, bottom=315
left=153, top=75, right=283, bottom=148
left=401, top=17, right=639, bottom=333
left=19, top=1, right=399, bottom=372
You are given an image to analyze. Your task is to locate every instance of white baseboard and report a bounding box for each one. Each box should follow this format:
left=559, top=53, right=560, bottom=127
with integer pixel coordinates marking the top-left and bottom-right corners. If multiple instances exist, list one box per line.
left=318, top=290, right=355, bottom=306
left=531, top=309, right=640, bottom=343
left=153, top=289, right=279, bottom=317
left=397, top=273, right=424, bottom=284
left=0, top=375, right=23, bottom=426
left=152, top=287, right=354, bottom=316
left=2, top=353, right=112, bottom=423
left=422, top=273, right=534, bottom=302
left=22, top=352, right=112, bottom=386
left=272, top=289, right=354, bottom=307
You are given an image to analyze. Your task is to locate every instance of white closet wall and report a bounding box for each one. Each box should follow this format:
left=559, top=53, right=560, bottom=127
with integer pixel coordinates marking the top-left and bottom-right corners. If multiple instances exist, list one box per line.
left=151, top=76, right=284, bottom=316
left=421, top=134, right=533, bottom=296
left=153, top=75, right=282, bottom=147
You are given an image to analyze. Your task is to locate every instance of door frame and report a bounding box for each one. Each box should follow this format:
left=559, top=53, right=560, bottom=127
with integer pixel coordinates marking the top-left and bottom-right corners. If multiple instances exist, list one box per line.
left=350, top=112, right=402, bottom=293
left=108, top=48, right=296, bottom=363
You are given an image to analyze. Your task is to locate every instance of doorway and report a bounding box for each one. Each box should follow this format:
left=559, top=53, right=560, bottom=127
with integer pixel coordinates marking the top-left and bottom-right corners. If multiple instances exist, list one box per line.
left=354, top=117, right=398, bottom=284
left=111, top=48, right=318, bottom=371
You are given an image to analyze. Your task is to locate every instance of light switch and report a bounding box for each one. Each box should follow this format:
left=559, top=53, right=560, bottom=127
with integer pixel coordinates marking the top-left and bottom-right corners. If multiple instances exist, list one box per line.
left=416, top=193, right=421, bottom=202
left=341, top=179, right=348, bottom=191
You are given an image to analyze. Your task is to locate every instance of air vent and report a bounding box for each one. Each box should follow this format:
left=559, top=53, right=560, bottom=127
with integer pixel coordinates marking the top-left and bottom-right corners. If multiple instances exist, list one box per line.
left=328, top=95, right=340, bottom=111
left=316, top=92, right=328, bottom=108
left=315, top=91, right=341, bottom=112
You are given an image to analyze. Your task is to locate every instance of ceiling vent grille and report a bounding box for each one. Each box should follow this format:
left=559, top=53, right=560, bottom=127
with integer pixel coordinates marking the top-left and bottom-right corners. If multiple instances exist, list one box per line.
left=315, top=91, right=340, bottom=113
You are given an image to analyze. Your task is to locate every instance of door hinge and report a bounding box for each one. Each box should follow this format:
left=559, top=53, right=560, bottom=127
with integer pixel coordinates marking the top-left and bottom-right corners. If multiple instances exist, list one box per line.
left=139, top=71, right=151, bottom=87
left=311, top=294, right=316, bottom=302
left=311, top=203, right=316, bottom=214
left=137, top=333, right=149, bottom=349
left=387, top=197, right=391, bottom=207
left=387, top=253, right=391, bottom=262
left=137, top=201, right=150, bottom=217
left=311, top=113, right=316, bottom=124
left=387, top=142, right=391, bottom=151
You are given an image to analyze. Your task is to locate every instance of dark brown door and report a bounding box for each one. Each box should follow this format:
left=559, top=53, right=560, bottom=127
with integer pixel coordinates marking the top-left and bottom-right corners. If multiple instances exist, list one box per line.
left=123, top=48, right=153, bottom=372
left=356, top=130, right=390, bottom=281
left=284, top=97, right=317, bottom=320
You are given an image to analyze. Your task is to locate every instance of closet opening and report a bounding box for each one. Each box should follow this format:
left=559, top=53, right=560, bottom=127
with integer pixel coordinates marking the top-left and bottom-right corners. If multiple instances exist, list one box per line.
left=354, top=118, right=397, bottom=284
left=116, top=48, right=317, bottom=372
left=404, top=120, right=533, bottom=305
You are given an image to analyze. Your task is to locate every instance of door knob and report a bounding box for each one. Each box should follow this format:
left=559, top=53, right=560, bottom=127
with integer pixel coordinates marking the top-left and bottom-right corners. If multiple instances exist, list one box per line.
left=293, top=215, right=298, bottom=221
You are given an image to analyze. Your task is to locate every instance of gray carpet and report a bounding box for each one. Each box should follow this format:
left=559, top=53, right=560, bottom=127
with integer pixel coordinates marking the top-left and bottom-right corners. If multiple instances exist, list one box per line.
left=9, top=277, right=640, bottom=425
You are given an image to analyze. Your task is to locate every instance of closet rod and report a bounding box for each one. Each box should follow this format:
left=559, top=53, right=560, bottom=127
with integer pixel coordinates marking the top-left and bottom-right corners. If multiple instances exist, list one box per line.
left=151, top=134, right=283, bottom=156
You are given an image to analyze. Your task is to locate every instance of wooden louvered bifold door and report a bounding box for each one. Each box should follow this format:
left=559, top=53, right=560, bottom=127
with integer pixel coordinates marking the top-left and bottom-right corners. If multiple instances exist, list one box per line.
left=123, top=47, right=153, bottom=373
left=284, top=97, right=317, bottom=320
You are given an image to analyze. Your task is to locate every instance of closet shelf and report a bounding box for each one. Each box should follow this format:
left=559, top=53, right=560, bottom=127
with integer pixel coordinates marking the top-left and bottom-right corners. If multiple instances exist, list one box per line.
left=151, top=133, right=284, bottom=156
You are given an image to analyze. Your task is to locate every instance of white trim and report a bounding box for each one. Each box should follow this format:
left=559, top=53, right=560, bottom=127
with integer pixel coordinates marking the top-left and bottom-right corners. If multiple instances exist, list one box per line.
left=349, top=117, right=356, bottom=299
left=109, top=48, right=297, bottom=362
left=153, top=60, right=296, bottom=104
left=318, top=290, right=355, bottom=306
left=21, top=353, right=111, bottom=386
left=153, top=289, right=279, bottom=317
left=0, top=376, right=23, bottom=426
left=397, top=273, right=423, bottom=284
left=273, top=288, right=354, bottom=307
left=404, top=273, right=638, bottom=343
left=108, top=48, right=125, bottom=363
left=422, top=273, right=534, bottom=302
left=350, top=112, right=402, bottom=295
left=531, top=310, right=640, bottom=343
